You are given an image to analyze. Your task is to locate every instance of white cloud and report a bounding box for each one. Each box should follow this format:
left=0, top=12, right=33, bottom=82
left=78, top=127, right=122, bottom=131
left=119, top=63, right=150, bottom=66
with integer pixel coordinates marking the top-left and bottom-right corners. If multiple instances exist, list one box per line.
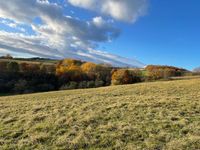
left=68, top=0, right=148, bottom=22
left=0, top=0, right=144, bottom=67
left=93, top=17, right=105, bottom=27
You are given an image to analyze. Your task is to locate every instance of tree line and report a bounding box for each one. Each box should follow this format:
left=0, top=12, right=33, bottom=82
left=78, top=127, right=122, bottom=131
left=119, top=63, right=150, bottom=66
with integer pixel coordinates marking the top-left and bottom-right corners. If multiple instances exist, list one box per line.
left=0, top=58, right=189, bottom=95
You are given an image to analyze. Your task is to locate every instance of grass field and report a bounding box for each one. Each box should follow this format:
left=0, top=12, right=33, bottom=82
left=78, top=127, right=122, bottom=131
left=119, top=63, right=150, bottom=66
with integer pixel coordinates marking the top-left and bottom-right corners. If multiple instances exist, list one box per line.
left=0, top=79, right=200, bottom=149
left=0, top=58, right=58, bottom=65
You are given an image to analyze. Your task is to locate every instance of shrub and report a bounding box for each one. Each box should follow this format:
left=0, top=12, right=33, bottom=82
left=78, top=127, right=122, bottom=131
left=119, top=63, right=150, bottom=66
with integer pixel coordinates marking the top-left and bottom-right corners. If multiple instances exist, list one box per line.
left=130, top=70, right=143, bottom=83
left=60, top=82, right=78, bottom=90
left=78, top=81, right=88, bottom=89
left=87, top=81, right=95, bottom=88
left=5, top=80, right=16, bottom=93
left=13, top=80, right=28, bottom=94
left=95, top=65, right=112, bottom=84
left=0, top=79, right=10, bottom=93
left=35, top=84, right=55, bottom=92
left=95, top=80, right=104, bottom=87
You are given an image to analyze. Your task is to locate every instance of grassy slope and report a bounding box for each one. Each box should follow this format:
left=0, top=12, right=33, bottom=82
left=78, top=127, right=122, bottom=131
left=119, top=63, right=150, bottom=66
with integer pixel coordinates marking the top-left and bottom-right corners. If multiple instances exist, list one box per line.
left=0, top=79, right=200, bottom=149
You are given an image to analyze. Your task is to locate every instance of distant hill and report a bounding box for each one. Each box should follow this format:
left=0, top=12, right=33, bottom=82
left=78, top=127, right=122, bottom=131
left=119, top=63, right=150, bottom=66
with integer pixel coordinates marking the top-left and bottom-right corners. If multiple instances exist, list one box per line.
left=0, top=56, right=144, bottom=68
left=0, top=57, right=59, bottom=65
left=193, top=67, right=200, bottom=72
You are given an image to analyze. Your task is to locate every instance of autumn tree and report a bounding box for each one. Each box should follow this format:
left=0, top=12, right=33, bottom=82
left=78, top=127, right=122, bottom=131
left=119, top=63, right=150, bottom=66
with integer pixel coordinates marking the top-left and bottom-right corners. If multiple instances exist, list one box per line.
left=28, top=64, right=40, bottom=73
left=56, top=59, right=83, bottom=75
left=145, top=65, right=186, bottom=80
left=56, top=59, right=86, bottom=84
left=81, top=62, right=98, bottom=80
left=96, top=65, right=112, bottom=85
left=58, top=59, right=83, bottom=68
left=81, top=62, right=97, bottom=73
left=111, top=69, right=133, bottom=85
left=19, top=63, right=28, bottom=72
left=19, top=63, right=41, bottom=73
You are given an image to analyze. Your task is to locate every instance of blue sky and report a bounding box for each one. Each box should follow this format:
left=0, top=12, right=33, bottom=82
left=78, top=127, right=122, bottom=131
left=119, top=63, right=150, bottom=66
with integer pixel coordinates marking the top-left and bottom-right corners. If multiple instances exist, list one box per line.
left=0, top=0, right=199, bottom=69
left=101, top=0, right=200, bottom=70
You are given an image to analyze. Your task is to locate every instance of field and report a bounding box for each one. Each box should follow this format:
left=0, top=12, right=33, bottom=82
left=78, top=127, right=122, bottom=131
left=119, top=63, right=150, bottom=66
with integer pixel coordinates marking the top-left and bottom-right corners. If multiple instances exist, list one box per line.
left=0, top=58, right=58, bottom=65
left=0, top=79, right=200, bottom=149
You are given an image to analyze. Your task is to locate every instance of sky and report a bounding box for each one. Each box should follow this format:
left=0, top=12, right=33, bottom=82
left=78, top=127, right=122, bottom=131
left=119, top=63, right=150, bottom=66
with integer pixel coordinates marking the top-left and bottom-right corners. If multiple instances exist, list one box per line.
left=0, top=0, right=199, bottom=70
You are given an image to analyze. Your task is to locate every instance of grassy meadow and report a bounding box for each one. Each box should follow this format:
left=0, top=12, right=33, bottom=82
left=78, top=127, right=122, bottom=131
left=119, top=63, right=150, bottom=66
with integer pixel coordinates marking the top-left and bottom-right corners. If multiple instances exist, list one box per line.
left=0, top=58, right=58, bottom=65
left=0, top=79, right=200, bottom=149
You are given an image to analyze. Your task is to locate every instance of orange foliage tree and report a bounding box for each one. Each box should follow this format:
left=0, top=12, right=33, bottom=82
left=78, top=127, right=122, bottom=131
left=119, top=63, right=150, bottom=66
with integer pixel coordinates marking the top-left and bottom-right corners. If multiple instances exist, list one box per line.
left=56, top=59, right=85, bottom=82
left=145, top=65, right=186, bottom=80
left=19, top=63, right=40, bottom=73
left=56, top=59, right=83, bottom=75
left=81, top=62, right=97, bottom=73
left=81, top=62, right=97, bottom=80
left=111, top=69, right=132, bottom=85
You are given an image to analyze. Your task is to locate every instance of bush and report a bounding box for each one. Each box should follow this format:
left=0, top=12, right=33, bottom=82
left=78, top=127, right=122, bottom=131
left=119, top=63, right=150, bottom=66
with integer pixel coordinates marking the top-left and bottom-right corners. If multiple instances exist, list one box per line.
left=35, top=84, right=55, bottom=92
left=0, top=71, right=58, bottom=94
left=78, top=81, right=88, bottom=89
left=95, top=80, right=104, bottom=87
left=4, top=80, right=16, bottom=93
left=129, top=70, right=143, bottom=83
left=60, top=82, right=78, bottom=90
left=87, top=81, right=95, bottom=88
left=13, top=80, right=28, bottom=94
left=0, top=80, right=9, bottom=93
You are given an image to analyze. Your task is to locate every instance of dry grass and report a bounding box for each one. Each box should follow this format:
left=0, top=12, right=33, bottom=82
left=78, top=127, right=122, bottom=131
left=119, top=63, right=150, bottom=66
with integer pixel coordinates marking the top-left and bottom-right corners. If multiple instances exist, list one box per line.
left=170, top=75, right=200, bottom=80
left=0, top=79, right=200, bottom=149
left=0, top=58, right=57, bottom=65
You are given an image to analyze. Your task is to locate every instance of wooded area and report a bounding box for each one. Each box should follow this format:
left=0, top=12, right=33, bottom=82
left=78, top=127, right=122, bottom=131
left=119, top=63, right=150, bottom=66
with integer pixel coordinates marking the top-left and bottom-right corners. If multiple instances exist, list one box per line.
left=0, top=57, right=190, bottom=95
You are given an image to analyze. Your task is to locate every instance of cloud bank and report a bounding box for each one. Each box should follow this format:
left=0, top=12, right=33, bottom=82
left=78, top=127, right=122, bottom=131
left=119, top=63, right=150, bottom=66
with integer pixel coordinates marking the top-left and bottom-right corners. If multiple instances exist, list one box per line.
left=68, top=0, right=148, bottom=22
left=0, top=0, right=146, bottom=67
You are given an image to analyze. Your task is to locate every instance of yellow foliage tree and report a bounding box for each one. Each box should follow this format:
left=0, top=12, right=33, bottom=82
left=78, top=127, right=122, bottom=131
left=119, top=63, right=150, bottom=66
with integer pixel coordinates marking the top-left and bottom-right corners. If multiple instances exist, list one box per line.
left=56, top=59, right=83, bottom=75
left=56, top=59, right=84, bottom=81
left=81, top=62, right=97, bottom=74
left=111, top=69, right=132, bottom=85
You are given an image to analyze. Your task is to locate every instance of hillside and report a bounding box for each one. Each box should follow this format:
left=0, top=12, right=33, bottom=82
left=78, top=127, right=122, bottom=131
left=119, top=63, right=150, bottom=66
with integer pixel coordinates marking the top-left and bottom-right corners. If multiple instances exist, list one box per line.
left=0, top=58, right=58, bottom=65
left=0, top=55, right=144, bottom=68
left=0, top=79, right=200, bottom=149
left=194, top=67, right=200, bottom=72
